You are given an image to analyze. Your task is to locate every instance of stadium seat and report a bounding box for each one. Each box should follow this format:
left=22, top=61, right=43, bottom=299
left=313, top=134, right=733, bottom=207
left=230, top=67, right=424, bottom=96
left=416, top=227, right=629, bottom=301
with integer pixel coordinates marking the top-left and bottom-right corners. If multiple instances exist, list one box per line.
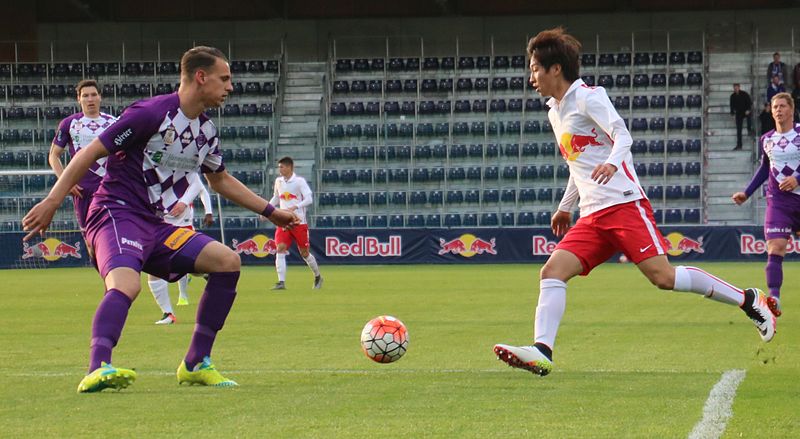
left=557, top=164, right=570, bottom=179
left=317, top=216, right=334, bottom=228
left=501, top=213, right=515, bottom=226
left=386, top=80, right=401, bottom=93
left=665, top=209, right=682, bottom=223
left=490, top=99, right=507, bottom=113
left=483, top=189, right=499, bottom=203
left=462, top=214, right=477, bottom=227
left=647, top=186, right=664, bottom=200
left=667, top=140, right=684, bottom=154
left=649, top=140, right=665, bottom=154
left=509, top=77, right=525, bottom=90
left=651, top=74, right=666, bottom=87
left=670, top=52, right=686, bottom=64
left=634, top=53, right=650, bottom=65
left=353, top=215, right=368, bottom=228
left=650, top=117, right=666, bottom=131
left=688, top=51, right=702, bottom=64
left=337, top=192, right=355, bottom=205
left=410, top=190, right=427, bottom=205
left=501, top=189, right=516, bottom=203
left=444, top=214, right=462, bottom=227
left=430, top=168, right=445, bottom=182
left=526, top=98, right=543, bottom=111
left=446, top=190, right=464, bottom=204
left=652, top=52, right=667, bottom=65
left=683, top=209, right=701, bottom=223
left=423, top=57, right=439, bottom=70
left=684, top=185, right=701, bottom=199
left=598, top=53, right=615, bottom=66
left=538, top=164, right=554, bottom=180
left=598, top=75, right=613, bottom=88
left=426, top=214, right=441, bottom=227
left=668, top=95, right=685, bottom=108
left=370, top=215, right=388, bottom=228
left=616, top=74, right=631, bottom=88
left=429, top=190, right=443, bottom=205
left=686, top=117, right=701, bottom=129
left=687, top=73, right=703, bottom=86
left=372, top=191, right=387, bottom=205
left=685, top=162, right=701, bottom=176
left=666, top=185, right=683, bottom=199
left=491, top=78, right=508, bottom=91
left=686, top=95, right=702, bottom=108
left=465, top=190, right=480, bottom=203
left=668, top=117, right=685, bottom=131
left=371, top=58, right=384, bottom=71
left=581, top=75, right=595, bottom=86
left=474, top=78, right=488, bottom=91
left=685, top=139, right=702, bottom=154
left=407, top=215, right=425, bottom=227
left=614, top=96, right=630, bottom=110
left=668, top=73, right=686, bottom=87
left=502, top=166, right=518, bottom=180
left=667, top=162, right=684, bottom=176
left=524, top=120, right=541, bottom=134
left=634, top=162, right=647, bottom=176
left=459, top=56, right=475, bottom=70
left=471, top=213, right=495, bottom=228
left=581, top=53, right=596, bottom=66
left=631, top=118, right=648, bottom=132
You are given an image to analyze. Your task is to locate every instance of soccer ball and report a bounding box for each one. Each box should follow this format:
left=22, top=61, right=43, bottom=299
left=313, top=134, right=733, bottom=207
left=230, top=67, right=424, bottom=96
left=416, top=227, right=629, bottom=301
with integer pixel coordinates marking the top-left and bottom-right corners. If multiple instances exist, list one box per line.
left=360, top=315, right=409, bottom=363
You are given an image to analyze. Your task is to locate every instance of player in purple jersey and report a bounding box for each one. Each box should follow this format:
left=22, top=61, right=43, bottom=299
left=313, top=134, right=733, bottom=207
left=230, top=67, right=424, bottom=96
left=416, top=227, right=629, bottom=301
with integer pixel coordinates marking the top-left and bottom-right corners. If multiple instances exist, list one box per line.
left=22, top=46, right=299, bottom=393
left=48, top=79, right=116, bottom=256
left=733, top=92, right=800, bottom=317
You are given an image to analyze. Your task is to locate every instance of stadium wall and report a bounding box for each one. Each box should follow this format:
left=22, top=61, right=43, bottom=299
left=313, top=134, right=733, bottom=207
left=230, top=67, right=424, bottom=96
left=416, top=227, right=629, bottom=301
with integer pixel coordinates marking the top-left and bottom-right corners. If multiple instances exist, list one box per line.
left=3, top=226, right=794, bottom=269
left=25, top=8, right=800, bottom=62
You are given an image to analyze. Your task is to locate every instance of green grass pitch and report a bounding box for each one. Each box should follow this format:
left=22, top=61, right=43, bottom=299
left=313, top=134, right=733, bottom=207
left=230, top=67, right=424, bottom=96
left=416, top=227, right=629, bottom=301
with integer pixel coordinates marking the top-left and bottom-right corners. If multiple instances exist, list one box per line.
left=1, top=263, right=798, bottom=438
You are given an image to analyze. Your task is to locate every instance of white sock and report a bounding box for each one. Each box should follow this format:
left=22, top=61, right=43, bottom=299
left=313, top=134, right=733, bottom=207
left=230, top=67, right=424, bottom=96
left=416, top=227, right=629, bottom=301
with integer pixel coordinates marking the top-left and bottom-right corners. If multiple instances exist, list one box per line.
left=276, top=252, right=287, bottom=282
left=178, top=275, right=189, bottom=300
left=533, top=279, right=567, bottom=351
left=147, top=277, right=173, bottom=314
left=673, top=266, right=744, bottom=306
left=303, top=253, right=321, bottom=277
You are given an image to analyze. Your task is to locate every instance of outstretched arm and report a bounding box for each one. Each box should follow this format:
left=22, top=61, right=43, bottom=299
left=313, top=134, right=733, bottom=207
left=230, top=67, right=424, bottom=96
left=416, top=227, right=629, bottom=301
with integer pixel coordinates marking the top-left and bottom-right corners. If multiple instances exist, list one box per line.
left=205, top=171, right=299, bottom=227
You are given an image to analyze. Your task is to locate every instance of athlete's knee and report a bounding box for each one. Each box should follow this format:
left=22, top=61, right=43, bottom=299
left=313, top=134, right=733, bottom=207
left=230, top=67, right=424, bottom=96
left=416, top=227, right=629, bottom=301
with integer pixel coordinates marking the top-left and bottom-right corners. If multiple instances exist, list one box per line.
left=216, top=249, right=241, bottom=272
left=299, top=248, right=310, bottom=257
left=540, top=263, right=570, bottom=282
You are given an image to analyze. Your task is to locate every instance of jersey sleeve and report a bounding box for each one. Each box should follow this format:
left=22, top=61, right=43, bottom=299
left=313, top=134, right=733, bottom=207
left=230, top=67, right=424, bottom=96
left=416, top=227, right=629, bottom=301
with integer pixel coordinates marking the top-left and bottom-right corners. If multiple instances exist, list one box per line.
left=200, top=129, right=225, bottom=174
left=557, top=175, right=579, bottom=212
left=98, top=101, right=161, bottom=154
left=297, top=178, right=313, bottom=208
left=269, top=178, right=280, bottom=206
left=52, top=117, right=72, bottom=148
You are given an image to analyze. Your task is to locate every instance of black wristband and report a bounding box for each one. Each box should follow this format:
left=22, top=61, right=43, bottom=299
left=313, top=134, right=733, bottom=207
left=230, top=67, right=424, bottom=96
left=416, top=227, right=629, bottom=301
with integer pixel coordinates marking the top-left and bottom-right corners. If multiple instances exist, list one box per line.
left=261, top=203, right=275, bottom=217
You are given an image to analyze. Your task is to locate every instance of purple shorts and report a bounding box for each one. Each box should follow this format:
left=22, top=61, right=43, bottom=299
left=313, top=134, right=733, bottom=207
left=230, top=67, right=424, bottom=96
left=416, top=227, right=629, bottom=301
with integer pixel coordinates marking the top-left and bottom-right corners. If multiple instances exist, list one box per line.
left=73, top=183, right=99, bottom=233
left=764, top=194, right=800, bottom=240
left=85, top=203, right=215, bottom=280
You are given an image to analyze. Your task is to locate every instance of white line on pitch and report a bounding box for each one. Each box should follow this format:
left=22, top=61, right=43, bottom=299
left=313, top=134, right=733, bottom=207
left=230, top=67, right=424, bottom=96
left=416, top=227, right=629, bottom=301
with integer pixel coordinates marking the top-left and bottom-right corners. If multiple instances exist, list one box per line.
left=688, top=369, right=746, bottom=439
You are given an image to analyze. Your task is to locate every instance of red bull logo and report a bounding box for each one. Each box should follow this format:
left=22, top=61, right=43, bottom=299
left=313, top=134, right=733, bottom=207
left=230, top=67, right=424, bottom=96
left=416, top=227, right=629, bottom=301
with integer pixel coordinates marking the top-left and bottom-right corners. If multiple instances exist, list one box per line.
left=438, top=234, right=496, bottom=258
left=531, top=236, right=558, bottom=256
left=663, top=232, right=705, bottom=256
left=22, top=238, right=82, bottom=261
left=326, top=236, right=402, bottom=257
left=740, top=233, right=800, bottom=254
left=559, top=128, right=604, bottom=161
left=280, top=192, right=298, bottom=201
left=231, top=234, right=278, bottom=258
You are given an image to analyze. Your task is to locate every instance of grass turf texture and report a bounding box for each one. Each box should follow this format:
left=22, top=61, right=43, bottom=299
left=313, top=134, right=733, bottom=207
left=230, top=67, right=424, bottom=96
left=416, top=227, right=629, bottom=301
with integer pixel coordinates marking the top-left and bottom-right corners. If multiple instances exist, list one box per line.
left=1, top=263, right=798, bottom=438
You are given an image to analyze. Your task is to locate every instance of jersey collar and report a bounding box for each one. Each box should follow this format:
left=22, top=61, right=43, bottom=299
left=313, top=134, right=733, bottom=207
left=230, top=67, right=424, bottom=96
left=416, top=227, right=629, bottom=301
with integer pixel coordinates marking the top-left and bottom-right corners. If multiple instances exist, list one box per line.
left=546, top=78, right=585, bottom=110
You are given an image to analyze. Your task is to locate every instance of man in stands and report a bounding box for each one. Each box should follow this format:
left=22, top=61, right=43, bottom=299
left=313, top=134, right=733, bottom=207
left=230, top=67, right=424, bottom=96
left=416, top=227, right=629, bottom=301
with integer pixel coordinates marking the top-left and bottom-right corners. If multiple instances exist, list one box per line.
left=730, top=83, right=752, bottom=150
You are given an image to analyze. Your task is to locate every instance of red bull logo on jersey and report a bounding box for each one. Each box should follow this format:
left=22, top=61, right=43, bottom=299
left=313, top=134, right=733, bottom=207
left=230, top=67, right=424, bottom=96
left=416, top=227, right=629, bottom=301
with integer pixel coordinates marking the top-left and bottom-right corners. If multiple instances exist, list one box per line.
left=663, top=232, right=705, bottom=256
left=21, top=238, right=82, bottom=261
left=438, top=234, right=497, bottom=257
left=559, top=128, right=604, bottom=161
left=280, top=192, right=298, bottom=201
left=326, top=235, right=402, bottom=257
left=231, top=234, right=278, bottom=258
left=531, top=236, right=558, bottom=255
left=740, top=233, right=800, bottom=254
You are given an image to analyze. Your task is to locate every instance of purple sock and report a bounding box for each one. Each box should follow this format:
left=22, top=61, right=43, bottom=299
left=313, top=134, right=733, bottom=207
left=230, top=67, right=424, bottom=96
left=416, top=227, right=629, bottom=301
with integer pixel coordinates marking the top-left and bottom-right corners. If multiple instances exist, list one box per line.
left=766, top=254, right=784, bottom=298
left=89, top=289, right=132, bottom=372
left=184, top=272, right=239, bottom=369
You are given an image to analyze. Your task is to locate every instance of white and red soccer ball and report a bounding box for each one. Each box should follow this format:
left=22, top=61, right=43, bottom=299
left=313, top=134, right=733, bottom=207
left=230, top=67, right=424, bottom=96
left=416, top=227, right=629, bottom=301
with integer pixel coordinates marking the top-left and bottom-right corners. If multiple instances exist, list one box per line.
left=360, top=316, right=409, bottom=363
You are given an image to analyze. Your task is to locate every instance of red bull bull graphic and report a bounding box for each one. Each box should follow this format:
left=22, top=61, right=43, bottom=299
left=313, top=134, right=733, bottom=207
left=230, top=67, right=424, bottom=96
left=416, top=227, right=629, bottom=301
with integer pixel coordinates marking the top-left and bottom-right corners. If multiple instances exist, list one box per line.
left=21, top=238, right=81, bottom=261
left=438, top=234, right=496, bottom=257
left=532, top=236, right=558, bottom=256
left=326, top=236, right=402, bottom=257
left=559, top=128, right=605, bottom=161
left=280, top=192, right=299, bottom=201
left=231, top=234, right=278, bottom=258
left=740, top=233, right=800, bottom=254
left=663, top=232, right=705, bottom=256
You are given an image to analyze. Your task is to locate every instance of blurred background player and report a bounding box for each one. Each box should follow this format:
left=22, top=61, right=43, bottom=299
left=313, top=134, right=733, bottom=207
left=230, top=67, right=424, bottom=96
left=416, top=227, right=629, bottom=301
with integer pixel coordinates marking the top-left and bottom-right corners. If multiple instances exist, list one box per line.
left=732, top=92, right=800, bottom=318
left=148, top=172, right=214, bottom=324
left=48, top=79, right=116, bottom=258
left=494, top=27, right=777, bottom=377
left=268, top=156, right=322, bottom=290
left=22, top=46, right=299, bottom=393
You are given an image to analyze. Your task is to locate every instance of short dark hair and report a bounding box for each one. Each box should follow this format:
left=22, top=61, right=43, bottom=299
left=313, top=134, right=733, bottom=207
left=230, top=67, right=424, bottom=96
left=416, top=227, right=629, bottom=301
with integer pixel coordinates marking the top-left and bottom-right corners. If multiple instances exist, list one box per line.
left=527, top=27, right=581, bottom=82
left=76, top=79, right=99, bottom=96
left=180, top=46, right=228, bottom=80
left=278, top=156, right=294, bottom=166
left=774, top=52, right=780, bottom=57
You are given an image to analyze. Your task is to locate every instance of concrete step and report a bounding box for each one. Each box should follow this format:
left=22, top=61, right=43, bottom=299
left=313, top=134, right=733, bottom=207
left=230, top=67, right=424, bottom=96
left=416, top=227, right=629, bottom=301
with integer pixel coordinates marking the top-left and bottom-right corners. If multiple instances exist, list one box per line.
left=286, top=78, right=324, bottom=87
left=278, top=131, right=317, bottom=139
left=707, top=172, right=751, bottom=182
left=284, top=101, right=321, bottom=109
left=283, top=107, right=321, bottom=116
left=287, top=63, right=326, bottom=72
left=280, top=115, right=318, bottom=123
left=284, top=92, right=322, bottom=101
left=280, top=121, right=318, bottom=131
left=285, top=86, right=324, bottom=93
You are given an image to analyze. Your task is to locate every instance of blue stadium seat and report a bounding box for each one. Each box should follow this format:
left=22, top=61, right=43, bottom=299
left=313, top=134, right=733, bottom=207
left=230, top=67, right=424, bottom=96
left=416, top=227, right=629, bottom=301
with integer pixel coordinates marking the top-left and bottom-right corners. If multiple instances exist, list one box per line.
left=355, top=192, right=370, bottom=206
left=688, top=51, right=702, bottom=64
left=668, top=95, right=685, bottom=108
left=426, top=214, right=441, bottom=227
left=537, top=188, right=553, bottom=202
left=490, top=99, right=506, bottom=113
left=407, top=215, right=425, bottom=227
left=538, top=164, right=554, bottom=180
left=649, top=140, right=665, bottom=154
left=501, top=213, right=515, bottom=226
left=317, top=216, right=334, bottom=228
left=462, top=214, right=478, bottom=227
left=450, top=144, right=467, bottom=158
left=391, top=191, right=407, bottom=205
left=683, top=209, right=700, bottom=223
left=481, top=213, right=498, bottom=226
left=430, top=168, right=445, bottom=182
left=509, top=77, right=525, bottom=90
left=476, top=56, right=490, bottom=69
left=520, top=166, right=538, bottom=180
left=666, top=185, right=683, bottom=199
left=687, top=73, right=703, bottom=86
left=665, top=209, right=682, bottom=223
left=372, top=191, right=387, bottom=205
left=370, top=215, right=388, bottom=228
left=669, top=73, right=685, bottom=87
left=403, top=80, right=417, bottom=93
left=668, top=117, right=685, bottom=130
left=650, top=117, right=666, bottom=131
left=410, top=191, right=427, bottom=205
left=633, top=74, right=649, bottom=88
left=502, top=166, right=518, bottom=179
left=429, top=190, right=443, bottom=205
left=444, top=214, right=462, bottom=228
left=631, top=140, right=647, bottom=155
left=386, top=80, right=402, bottom=93
left=616, top=74, right=631, bottom=88
left=483, top=189, right=499, bottom=203
left=581, top=54, right=596, bottom=66
left=484, top=166, right=499, bottom=180
left=634, top=53, right=650, bottom=65
left=686, top=95, right=702, bottom=108
left=581, top=75, right=595, bottom=86
left=467, top=166, right=482, bottom=181
left=651, top=74, right=666, bottom=87
left=337, top=192, right=355, bottom=205
left=670, top=52, right=686, bottom=64
left=474, top=78, right=488, bottom=91
left=614, top=96, right=630, bottom=110
left=684, top=185, right=701, bottom=199
left=446, top=190, right=464, bottom=204
left=524, top=120, right=541, bottom=134
left=598, top=75, right=613, bottom=88
left=448, top=167, right=466, bottom=181
left=667, top=162, right=684, bottom=176
left=501, top=189, right=516, bottom=203
left=598, top=53, right=615, bottom=66
left=526, top=98, right=543, bottom=111
left=647, top=186, right=664, bottom=199
left=412, top=168, right=429, bottom=182
left=519, top=188, right=536, bottom=202
left=631, top=118, right=648, bottom=132
left=686, top=117, right=701, bottom=130
left=634, top=162, right=647, bottom=176
left=352, top=215, right=368, bottom=228
left=557, top=164, right=570, bottom=179
left=685, top=162, right=701, bottom=175
left=423, top=57, right=439, bottom=70
left=685, top=139, right=701, bottom=154
left=652, top=52, right=667, bottom=65
left=491, top=78, right=508, bottom=91
left=465, top=190, right=480, bottom=203
left=667, top=140, right=684, bottom=154
left=536, top=211, right=552, bottom=225
left=522, top=143, right=539, bottom=157
left=389, top=168, right=409, bottom=182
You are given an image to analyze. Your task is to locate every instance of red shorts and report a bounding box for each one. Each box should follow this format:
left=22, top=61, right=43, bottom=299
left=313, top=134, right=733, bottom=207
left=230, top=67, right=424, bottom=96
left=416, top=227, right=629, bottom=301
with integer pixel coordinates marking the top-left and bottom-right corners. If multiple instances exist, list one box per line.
left=275, top=224, right=310, bottom=249
left=555, top=199, right=667, bottom=275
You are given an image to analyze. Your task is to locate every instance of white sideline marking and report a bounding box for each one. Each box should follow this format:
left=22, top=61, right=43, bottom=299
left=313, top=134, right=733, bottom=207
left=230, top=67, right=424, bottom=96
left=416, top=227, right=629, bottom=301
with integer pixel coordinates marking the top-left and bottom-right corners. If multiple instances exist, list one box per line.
left=688, top=369, right=746, bottom=439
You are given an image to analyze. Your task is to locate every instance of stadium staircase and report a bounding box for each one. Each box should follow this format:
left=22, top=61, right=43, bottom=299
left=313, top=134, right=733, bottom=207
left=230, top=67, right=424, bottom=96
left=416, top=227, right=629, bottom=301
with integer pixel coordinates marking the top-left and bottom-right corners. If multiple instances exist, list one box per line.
left=704, top=52, right=758, bottom=224
left=277, top=62, right=326, bottom=181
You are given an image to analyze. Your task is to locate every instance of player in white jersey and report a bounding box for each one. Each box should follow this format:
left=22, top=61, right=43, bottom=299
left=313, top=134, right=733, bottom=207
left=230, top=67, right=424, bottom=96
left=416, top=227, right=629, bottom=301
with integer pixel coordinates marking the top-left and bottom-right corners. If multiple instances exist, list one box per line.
left=494, top=27, right=776, bottom=377
left=148, top=172, right=215, bottom=324
left=49, top=79, right=116, bottom=258
left=732, top=92, right=800, bottom=317
left=267, top=156, right=322, bottom=290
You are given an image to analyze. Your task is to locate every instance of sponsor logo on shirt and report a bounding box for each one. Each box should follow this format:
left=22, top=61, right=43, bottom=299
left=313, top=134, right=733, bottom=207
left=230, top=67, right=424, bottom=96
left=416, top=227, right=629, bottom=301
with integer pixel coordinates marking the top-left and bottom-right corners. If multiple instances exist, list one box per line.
left=114, top=128, right=133, bottom=146
left=149, top=150, right=199, bottom=171
left=121, top=237, right=143, bottom=250
left=163, top=125, right=176, bottom=145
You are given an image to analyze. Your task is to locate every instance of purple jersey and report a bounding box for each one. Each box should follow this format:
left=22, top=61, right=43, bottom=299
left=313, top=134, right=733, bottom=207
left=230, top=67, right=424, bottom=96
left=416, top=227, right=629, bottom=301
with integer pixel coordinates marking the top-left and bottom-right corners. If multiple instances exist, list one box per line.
left=747, top=124, right=800, bottom=201
left=95, top=93, right=225, bottom=218
left=52, top=112, right=116, bottom=189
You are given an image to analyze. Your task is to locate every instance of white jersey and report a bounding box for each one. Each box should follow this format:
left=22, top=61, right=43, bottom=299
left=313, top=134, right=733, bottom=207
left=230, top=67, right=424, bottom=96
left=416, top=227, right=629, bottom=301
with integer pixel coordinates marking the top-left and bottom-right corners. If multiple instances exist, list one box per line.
left=548, top=79, right=644, bottom=217
left=269, top=173, right=313, bottom=225
left=163, top=172, right=213, bottom=227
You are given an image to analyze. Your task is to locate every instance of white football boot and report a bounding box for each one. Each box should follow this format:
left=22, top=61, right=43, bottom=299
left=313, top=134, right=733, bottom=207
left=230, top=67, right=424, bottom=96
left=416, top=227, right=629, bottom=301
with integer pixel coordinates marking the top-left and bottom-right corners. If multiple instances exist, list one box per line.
left=494, top=344, right=553, bottom=376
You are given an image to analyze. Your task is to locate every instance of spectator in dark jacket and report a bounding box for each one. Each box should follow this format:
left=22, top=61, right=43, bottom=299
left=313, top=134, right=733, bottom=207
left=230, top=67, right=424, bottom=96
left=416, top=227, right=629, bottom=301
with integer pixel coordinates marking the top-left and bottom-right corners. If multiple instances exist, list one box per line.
left=730, top=83, right=753, bottom=150
left=767, top=75, right=786, bottom=103
left=767, top=52, right=789, bottom=85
